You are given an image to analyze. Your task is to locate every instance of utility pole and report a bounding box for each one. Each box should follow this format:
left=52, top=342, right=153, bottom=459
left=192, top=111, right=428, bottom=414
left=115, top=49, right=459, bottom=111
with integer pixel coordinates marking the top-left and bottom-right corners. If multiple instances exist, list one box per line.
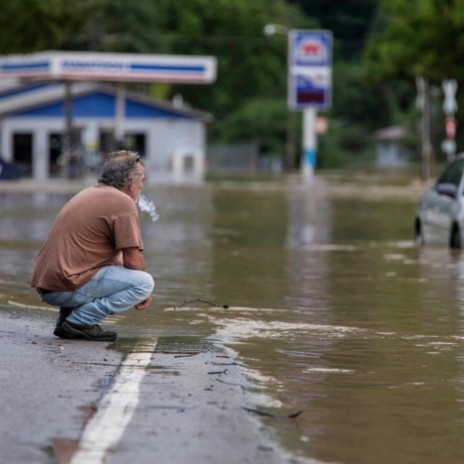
left=264, top=24, right=297, bottom=171
left=416, top=76, right=434, bottom=180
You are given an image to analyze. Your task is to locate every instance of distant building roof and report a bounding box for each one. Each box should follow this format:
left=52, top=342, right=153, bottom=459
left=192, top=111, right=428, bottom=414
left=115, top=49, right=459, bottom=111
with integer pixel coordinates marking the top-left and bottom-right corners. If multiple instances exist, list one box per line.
left=373, top=125, right=407, bottom=142
left=0, top=81, right=212, bottom=122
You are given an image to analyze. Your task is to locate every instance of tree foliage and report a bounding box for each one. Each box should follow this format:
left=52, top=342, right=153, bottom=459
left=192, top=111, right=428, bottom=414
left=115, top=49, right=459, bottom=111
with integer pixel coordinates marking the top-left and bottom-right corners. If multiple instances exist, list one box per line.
left=217, top=98, right=288, bottom=155
left=124, top=0, right=314, bottom=156
left=364, top=0, right=464, bottom=84
left=363, top=0, right=464, bottom=161
left=70, top=0, right=163, bottom=52
left=0, top=0, right=103, bottom=54
left=151, top=0, right=315, bottom=122
left=290, top=0, right=379, bottom=60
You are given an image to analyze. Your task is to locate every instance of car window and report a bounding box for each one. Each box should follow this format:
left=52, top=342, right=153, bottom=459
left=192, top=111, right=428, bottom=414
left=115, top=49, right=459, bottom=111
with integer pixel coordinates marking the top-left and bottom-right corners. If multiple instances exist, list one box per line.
left=436, top=158, right=464, bottom=187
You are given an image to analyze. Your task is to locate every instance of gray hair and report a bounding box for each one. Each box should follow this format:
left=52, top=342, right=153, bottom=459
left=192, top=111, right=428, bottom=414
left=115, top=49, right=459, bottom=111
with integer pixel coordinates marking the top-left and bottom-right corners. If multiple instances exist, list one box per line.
left=98, top=150, right=143, bottom=189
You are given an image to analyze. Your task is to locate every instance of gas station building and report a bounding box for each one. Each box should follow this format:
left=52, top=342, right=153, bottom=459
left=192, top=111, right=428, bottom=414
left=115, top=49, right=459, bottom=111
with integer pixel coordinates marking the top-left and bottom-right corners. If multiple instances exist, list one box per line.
left=0, top=51, right=216, bottom=183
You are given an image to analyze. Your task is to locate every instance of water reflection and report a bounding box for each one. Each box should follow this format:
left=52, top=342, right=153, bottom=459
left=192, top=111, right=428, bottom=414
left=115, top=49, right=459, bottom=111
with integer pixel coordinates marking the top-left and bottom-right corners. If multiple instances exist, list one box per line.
left=209, top=183, right=289, bottom=308
left=2, top=176, right=464, bottom=463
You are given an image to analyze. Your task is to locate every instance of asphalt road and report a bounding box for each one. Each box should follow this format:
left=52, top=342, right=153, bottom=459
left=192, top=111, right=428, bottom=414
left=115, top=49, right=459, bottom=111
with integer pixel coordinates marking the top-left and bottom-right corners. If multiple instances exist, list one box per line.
left=0, top=306, right=305, bottom=464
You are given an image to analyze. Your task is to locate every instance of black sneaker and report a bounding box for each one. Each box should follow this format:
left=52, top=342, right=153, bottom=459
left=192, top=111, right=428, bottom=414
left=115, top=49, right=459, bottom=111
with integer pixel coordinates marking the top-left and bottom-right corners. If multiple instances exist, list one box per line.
left=53, top=308, right=78, bottom=339
left=61, top=321, right=117, bottom=342
left=53, top=324, right=81, bottom=339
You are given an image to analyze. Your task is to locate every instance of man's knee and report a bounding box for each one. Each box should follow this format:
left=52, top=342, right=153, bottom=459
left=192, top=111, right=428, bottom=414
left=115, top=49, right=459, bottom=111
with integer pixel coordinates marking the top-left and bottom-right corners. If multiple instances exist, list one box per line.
left=137, top=271, right=155, bottom=297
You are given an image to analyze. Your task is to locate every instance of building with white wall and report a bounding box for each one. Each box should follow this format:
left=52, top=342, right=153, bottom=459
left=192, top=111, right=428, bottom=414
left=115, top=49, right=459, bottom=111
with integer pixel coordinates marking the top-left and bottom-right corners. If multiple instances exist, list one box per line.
left=373, top=125, right=410, bottom=167
left=0, top=80, right=211, bottom=183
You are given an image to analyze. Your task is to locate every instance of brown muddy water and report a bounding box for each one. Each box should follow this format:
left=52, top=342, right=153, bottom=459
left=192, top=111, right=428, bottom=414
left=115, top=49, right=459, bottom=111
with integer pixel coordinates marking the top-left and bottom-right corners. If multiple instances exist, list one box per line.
left=2, top=173, right=464, bottom=464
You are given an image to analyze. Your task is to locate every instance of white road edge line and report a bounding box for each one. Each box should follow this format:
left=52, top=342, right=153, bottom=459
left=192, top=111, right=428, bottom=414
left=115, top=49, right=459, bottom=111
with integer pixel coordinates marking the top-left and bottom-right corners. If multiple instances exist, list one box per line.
left=70, top=341, right=157, bottom=464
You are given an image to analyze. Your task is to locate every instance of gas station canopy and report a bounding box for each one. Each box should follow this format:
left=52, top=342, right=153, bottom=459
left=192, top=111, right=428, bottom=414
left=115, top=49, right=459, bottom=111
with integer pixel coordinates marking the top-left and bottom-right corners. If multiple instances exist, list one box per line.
left=0, top=51, right=217, bottom=84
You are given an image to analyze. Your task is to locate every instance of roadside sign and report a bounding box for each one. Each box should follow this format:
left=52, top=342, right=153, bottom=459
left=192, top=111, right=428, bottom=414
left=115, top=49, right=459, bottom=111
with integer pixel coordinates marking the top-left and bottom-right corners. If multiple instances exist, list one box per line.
left=441, top=79, right=458, bottom=160
left=446, top=117, right=457, bottom=139
left=442, top=79, right=458, bottom=116
left=288, top=30, right=332, bottom=110
left=442, top=139, right=456, bottom=156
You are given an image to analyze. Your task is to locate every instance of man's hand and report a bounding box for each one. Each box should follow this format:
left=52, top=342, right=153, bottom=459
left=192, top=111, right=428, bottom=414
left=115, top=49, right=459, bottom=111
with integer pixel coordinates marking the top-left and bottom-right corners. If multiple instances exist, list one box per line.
left=135, top=295, right=153, bottom=310
left=121, top=247, right=153, bottom=311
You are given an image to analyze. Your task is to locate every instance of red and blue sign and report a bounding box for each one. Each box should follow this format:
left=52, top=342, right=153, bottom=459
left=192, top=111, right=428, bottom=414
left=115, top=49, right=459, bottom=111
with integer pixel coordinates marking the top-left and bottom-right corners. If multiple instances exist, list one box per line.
left=294, top=35, right=330, bottom=66
left=288, top=30, right=332, bottom=110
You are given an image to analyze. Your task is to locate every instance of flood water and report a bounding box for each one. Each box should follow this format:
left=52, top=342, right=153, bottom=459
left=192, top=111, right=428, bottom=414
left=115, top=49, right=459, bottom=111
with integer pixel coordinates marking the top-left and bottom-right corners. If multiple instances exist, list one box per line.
left=2, top=173, right=464, bottom=463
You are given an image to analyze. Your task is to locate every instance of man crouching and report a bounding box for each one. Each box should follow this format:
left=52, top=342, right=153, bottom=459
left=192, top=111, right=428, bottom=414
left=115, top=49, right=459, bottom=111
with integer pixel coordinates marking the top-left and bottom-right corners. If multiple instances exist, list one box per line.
left=31, top=150, right=154, bottom=341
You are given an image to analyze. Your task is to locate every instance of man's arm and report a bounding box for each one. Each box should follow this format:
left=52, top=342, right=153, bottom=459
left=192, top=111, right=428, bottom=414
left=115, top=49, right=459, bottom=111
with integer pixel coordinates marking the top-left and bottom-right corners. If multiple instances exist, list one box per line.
left=121, top=247, right=153, bottom=309
left=121, top=246, right=146, bottom=270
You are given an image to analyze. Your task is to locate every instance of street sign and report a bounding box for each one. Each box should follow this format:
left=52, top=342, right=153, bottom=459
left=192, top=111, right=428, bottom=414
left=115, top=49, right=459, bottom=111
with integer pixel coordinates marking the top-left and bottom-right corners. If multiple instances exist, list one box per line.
left=442, top=79, right=458, bottom=116
left=446, top=117, right=457, bottom=139
left=288, top=30, right=332, bottom=110
left=442, top=139, right=456, bottom=156
left=441, top=79, right=458, bottom=160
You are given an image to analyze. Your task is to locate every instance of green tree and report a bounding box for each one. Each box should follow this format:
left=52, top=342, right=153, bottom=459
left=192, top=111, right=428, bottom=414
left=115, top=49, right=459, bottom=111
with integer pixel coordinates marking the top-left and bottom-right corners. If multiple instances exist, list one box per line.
left=290, top=0, right=380, bottom=60
left=147, top=0, right=316, bottom=159
left=0, top=0, right=102, bottom=54
left=217, top=98, right=288, bottom=155
left=68, top=0, right=164, bottom=53
left=152, top=0, right=313, bottom=119
left=364, top=0, right=464, bottom=160
left=364, top=0, right=464, bottom=83
left=64, top=0, right=314, bottom=159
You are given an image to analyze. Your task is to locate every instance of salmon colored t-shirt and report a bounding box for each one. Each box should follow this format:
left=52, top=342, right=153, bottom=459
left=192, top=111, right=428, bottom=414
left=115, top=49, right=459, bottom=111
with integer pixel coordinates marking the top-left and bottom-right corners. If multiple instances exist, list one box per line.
left=31, top=184, right=143, bottom=291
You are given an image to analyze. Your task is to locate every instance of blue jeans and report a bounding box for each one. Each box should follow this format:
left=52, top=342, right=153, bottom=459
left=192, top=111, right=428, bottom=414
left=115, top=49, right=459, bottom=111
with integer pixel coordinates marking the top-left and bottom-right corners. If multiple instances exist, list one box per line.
left=39, top=266, right=155, bottom=326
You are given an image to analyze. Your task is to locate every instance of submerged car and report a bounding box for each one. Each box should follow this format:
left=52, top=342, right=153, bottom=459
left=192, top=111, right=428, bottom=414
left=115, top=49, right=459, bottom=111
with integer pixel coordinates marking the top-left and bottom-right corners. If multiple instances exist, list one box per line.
left=415, top=156, right=464, bottom=248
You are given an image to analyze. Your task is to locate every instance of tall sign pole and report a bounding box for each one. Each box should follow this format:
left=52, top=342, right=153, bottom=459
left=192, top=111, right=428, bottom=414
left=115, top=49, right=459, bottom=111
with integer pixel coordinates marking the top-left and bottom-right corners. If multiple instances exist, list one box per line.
left=288, top=30, right=332, bottom=180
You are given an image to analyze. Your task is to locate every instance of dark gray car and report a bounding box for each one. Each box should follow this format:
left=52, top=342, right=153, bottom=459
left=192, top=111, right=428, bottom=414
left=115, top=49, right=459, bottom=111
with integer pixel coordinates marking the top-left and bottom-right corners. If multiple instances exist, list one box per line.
left=415, top=156, right=464, bottom=248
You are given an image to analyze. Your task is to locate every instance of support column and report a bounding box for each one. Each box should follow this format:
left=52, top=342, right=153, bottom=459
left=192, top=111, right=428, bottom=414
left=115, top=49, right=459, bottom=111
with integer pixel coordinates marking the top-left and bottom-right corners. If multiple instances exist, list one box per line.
left=33, top=130, right=48, bottom=181
left=82, top=122, right=99, bottom=176
left=0, top=122, right=11, bottom=161
left=115, top=82, right=126, bottom=148
left=62, top=81, right=73, bottom=178
left=302, top=108, right=317, bottom=181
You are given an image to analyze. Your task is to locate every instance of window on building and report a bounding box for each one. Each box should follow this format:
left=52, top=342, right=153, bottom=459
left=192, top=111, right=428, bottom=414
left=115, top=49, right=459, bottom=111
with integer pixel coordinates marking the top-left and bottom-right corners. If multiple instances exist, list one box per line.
left=99, top=130, right=146, bottom=157
left=49, top=133, right=63, bottom=177
left=13, top=133, right=33, bottom=177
